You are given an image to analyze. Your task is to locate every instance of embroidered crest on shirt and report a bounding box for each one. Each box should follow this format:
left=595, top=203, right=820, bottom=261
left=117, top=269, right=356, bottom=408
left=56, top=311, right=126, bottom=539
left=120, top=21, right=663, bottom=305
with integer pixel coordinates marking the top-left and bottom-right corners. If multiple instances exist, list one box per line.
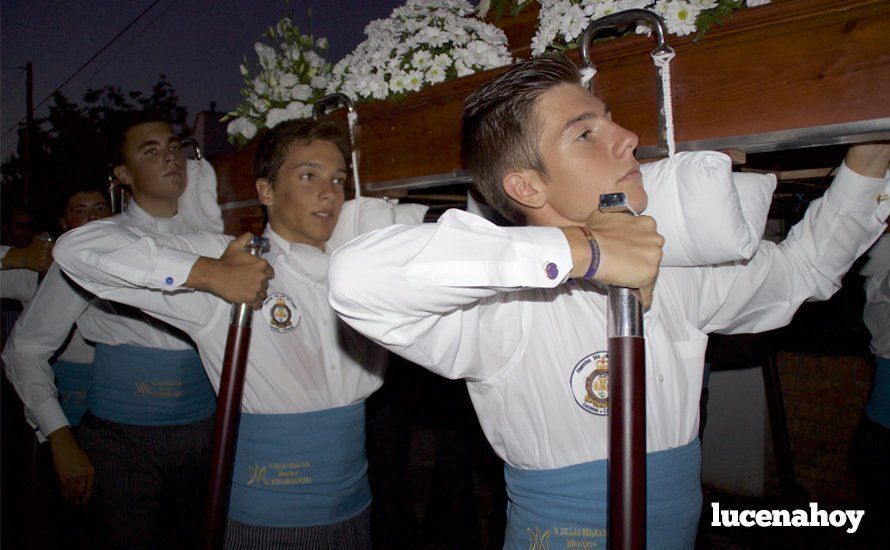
left=570, top=351, right=609, bottom=416
left=262, top=293, right=300, bottom=333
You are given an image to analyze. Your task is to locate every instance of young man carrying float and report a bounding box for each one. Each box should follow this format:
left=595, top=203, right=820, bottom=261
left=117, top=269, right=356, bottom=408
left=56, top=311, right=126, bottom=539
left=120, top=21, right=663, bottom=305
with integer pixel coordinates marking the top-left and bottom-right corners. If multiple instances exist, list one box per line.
left=12, top=118, right=233, bottom=549
left=327, top=54, right=890, bottom=549
left=54, top=119, right=419, bottom=548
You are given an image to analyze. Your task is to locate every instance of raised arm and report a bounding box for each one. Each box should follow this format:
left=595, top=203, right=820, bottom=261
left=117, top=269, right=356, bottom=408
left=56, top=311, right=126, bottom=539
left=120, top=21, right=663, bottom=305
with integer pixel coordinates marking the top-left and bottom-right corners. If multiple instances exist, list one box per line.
left=684, top=144, right=890, bottom=334
left=54, top=220, right=273, bottom=331
left=329, top=208, right=662, bottom=379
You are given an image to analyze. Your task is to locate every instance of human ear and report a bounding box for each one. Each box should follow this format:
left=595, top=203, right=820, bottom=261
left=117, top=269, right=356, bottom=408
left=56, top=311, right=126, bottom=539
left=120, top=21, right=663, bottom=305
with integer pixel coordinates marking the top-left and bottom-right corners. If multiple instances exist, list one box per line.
left=112, top=165, right=133, bottom=189
left=255, top=178, right=274, bottom=207
left=503, top=170, right=546, bottom=209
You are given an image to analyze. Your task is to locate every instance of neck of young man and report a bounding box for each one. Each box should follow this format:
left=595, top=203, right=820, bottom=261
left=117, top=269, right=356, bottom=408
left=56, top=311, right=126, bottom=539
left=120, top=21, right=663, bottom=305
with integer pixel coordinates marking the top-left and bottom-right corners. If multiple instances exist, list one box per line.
left=268, top=220, right=326, bottom=252
left=132, top=194, right=178, bottom=219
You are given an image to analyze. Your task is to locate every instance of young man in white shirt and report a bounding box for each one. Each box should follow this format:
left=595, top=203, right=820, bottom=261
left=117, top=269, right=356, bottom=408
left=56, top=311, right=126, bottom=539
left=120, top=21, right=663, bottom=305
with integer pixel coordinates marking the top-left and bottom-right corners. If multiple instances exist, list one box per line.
left=30, top=117, right=262, bottom=549
left=5, top=186, right=110, bottom=503
left=55, top=119, right=391, bottom=548
left=326, top=54, right=890, bottom=549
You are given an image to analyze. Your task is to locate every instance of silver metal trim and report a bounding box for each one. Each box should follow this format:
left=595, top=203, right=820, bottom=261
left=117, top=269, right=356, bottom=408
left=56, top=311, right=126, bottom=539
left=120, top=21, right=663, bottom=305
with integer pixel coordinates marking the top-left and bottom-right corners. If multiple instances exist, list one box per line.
left=229, top=236, right=270, bottom=328
left=363, top=170, right=474, bottom=192
left=635, top=118, right=890, bottom=158
left=608, top=287, right=644, bottom=338
left=580, top=9, right=673, bottom=151
left=220, top=199, right=262, bottom=211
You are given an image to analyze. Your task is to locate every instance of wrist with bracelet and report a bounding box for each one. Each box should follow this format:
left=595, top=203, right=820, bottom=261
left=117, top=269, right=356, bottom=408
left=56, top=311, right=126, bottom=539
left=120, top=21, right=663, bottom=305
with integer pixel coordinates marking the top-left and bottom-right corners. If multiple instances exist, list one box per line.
left=577, top=226, right=600, bottom=280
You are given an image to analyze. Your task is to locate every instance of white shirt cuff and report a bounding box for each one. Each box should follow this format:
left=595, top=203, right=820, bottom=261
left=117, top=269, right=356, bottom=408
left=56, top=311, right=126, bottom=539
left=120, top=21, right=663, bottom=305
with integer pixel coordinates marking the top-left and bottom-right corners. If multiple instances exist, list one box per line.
left=31, top=399, right=70, bottom=440
left=825, top=161, right=890, bottom=217
left=153, top=247, right=200, bottom=288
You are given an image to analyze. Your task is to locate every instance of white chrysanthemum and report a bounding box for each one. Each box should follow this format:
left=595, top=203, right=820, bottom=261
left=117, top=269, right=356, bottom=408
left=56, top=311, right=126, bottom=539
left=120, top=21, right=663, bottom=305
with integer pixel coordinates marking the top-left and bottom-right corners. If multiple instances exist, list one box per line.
left=426, top=65, right=447, bottom=84
left=533, top=0, right=749, bottom=54
left=746, top=0, right=771, bottom=6
left=661, top=0, right=702, bottom=37
left=411, top=50, right=432, bottom=70
left=328, top=0, right=510, bottom=101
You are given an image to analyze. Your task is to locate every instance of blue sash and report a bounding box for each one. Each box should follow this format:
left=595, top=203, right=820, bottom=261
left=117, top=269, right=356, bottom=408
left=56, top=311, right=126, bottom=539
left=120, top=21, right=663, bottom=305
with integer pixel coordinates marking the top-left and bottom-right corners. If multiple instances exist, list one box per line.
left=90, top=343, right=215, bottom=426
left=504, top=439, right=702, bottom=550
left=52, top=360, right=92, bottom=427
left=866, top=356, right=890, bottom=429
left=229, top=403, right=371, bottom=528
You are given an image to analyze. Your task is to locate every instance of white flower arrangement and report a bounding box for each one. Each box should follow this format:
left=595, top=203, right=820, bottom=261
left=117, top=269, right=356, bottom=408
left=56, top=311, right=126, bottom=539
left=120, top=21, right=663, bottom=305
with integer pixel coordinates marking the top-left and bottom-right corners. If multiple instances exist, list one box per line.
left=530, top=0, right=772, bottom=55
left=224, top=17, right=332, bottom=144
left=327, top=0, right=513, bottom=102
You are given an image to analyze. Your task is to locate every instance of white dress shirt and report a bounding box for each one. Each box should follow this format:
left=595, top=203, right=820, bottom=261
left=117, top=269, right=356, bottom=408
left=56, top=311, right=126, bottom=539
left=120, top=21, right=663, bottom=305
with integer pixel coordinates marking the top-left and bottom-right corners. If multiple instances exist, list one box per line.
left=329, top=161, right=889, bottom=470
left=862, top=234, right=890, bottom=358
left=3, top=202, right=202, bottom=438
left=54, top=224, right=386, bottom=414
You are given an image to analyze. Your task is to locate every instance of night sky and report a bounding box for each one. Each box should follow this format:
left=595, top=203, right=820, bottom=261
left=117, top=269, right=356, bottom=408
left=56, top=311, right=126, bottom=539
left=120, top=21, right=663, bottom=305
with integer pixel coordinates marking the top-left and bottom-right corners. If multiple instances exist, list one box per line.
left=1, top=0, right=405, bottom=159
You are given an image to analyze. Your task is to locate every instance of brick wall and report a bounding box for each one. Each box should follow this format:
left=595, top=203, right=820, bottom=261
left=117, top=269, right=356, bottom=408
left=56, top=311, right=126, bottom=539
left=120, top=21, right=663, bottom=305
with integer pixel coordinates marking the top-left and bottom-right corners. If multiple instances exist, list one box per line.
left=771, top=352, right=874, bottom=502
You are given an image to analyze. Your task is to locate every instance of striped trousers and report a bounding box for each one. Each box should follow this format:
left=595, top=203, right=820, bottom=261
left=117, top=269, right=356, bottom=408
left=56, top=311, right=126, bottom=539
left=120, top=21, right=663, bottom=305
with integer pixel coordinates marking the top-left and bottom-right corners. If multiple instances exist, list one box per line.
left=79, top=410, right=214, bottom=550
left=224, top=505, right=372, bottom=549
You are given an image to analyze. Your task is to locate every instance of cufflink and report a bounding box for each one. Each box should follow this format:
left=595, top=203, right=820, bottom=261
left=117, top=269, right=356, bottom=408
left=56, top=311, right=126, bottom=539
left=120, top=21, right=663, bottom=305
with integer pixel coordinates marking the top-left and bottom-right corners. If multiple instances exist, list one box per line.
left=165, top=276, right=174, bottom=285
left=545, top=262, right=559, bottom=280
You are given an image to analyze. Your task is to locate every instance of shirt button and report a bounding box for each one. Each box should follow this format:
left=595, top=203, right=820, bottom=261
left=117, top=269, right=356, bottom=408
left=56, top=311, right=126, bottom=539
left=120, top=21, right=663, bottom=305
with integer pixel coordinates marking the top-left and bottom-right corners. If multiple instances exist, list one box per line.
left=658, top=374, right=664, bottom=382
left=545, top=262, right=559, bottom=280
left=165, top=276, right=174, bottom=285
left=330, top=364, right=337, bottom=370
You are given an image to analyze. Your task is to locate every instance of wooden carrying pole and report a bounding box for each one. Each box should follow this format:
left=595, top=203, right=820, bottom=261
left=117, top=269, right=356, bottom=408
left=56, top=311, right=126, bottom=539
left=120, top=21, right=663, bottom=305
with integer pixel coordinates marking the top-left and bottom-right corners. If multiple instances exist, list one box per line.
left=600, top=193, right=646, bottom=550
left=205, top=236, right=269, bottom=550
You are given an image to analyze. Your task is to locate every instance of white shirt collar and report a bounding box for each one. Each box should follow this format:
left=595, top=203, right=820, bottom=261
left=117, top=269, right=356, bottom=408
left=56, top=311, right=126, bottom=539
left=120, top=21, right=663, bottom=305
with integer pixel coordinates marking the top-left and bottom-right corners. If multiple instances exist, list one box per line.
left=263, top=225, right=329, bottom=283
left=121, top=200, right=183, bottom=234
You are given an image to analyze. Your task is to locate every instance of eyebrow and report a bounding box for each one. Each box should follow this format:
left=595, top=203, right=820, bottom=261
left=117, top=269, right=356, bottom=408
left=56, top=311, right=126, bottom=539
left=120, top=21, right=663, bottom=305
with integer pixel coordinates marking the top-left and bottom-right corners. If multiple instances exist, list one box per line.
left=297, top=162, right=347, bottom=173
left=559, top=106, right=611, bottom=138
left=136, top=137, right=179, bottom=150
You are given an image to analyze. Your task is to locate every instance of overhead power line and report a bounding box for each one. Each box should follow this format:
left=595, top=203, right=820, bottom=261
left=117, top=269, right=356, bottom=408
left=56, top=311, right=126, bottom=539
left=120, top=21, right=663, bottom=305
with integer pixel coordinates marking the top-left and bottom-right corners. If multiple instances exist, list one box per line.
left=0, top=0, right=163, bottom=141
left=77, top=0, right=182, bottom=93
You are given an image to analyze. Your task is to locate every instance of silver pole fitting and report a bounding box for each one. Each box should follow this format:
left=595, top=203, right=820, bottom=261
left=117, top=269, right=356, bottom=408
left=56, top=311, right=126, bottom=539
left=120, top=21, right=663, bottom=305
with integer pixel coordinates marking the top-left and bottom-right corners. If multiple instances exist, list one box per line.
left=230, top=236, right=271, bottom=328
left=599, top=193, right=644, bottom=338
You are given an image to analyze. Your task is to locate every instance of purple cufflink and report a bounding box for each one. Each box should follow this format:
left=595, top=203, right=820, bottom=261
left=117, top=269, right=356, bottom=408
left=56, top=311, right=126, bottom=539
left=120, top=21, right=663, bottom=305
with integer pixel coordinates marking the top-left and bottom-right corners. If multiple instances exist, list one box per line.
left=165, top=276, right=174, bottom=285
left=545, top=262, right=559, bottom=280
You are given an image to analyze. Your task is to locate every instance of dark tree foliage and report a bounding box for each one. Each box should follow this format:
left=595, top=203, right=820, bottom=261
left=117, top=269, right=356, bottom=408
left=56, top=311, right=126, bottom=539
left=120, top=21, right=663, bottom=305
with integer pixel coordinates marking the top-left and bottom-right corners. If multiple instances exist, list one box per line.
left=1, top=75, right=188, bottom=233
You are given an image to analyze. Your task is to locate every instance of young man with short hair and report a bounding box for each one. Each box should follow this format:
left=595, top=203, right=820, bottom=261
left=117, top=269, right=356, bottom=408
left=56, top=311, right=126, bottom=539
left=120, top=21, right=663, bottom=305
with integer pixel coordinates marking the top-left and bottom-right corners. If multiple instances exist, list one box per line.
left=8, top=117, right=243, bottom=549
left=55, top=118, right=398, bottom=548
left=327, top=54, right=890, bottom=548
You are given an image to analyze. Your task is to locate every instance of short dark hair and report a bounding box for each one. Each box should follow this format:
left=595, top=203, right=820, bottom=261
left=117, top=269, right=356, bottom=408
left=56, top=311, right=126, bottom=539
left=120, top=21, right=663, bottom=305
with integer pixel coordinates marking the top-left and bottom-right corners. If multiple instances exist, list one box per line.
left=253, top=119, right=351, bottom=186
left=58, top=185, right=108, bottom=218
left=109, top=112, right=174, bottom=167
left=461, top=54, right=580, bottom=225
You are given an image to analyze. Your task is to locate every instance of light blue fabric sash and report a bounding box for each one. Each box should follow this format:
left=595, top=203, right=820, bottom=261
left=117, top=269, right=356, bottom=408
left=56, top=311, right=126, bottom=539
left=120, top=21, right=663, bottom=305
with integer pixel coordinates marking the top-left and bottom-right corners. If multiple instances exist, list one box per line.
left=504, top=439, right=702, bottom=550
left=228, top=402, right=371, bottom=528
left=52, top=360, right=92, bottom=427
left=90, top=343, right=215, bottom=426
left=866, top=356, right=890, bottom=429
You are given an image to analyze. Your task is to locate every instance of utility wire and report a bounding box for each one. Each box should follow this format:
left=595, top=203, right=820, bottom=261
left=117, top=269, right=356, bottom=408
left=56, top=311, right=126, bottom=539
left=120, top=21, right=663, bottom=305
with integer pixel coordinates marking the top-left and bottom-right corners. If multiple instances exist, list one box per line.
left=77, top=0, right=181, bottom=93
left=0, top=0, right=163, bottom=140
left=2, top=71, right=25, bottom=103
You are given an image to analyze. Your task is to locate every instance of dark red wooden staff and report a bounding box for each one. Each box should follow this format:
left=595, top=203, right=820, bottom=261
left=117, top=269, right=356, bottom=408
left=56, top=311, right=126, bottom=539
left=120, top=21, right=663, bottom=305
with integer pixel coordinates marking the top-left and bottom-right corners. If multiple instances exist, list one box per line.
left=600, top=193, right=646, bottom=550
left=204, top=236, right=269, bottom=550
